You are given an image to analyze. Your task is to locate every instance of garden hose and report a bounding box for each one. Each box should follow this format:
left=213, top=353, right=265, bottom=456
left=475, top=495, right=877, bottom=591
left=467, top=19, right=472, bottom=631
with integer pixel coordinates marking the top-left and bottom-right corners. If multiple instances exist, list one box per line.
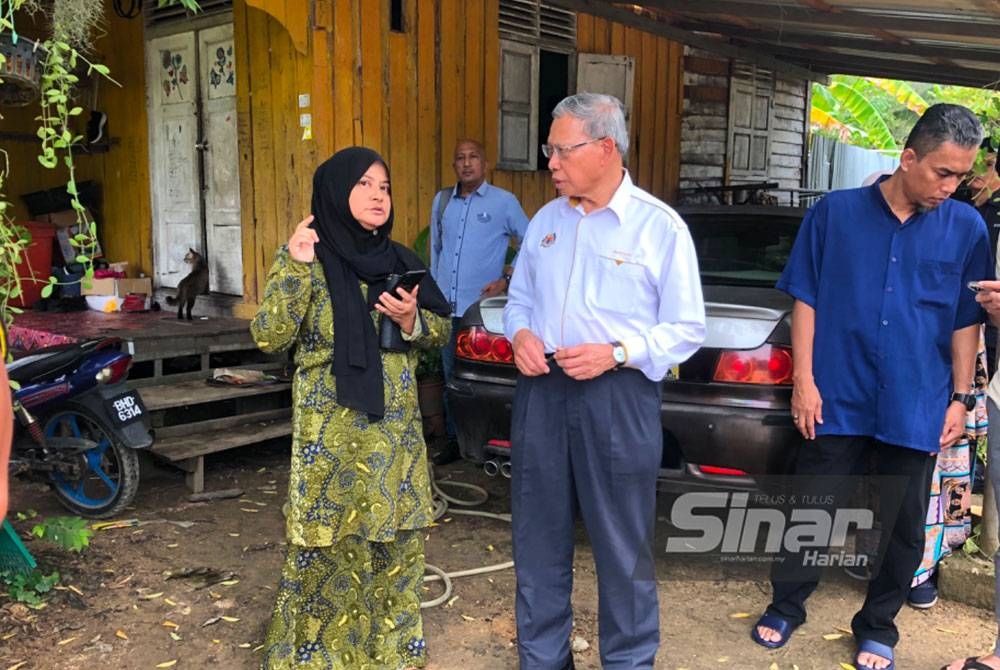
left=420, top=465, right=515, bottom=609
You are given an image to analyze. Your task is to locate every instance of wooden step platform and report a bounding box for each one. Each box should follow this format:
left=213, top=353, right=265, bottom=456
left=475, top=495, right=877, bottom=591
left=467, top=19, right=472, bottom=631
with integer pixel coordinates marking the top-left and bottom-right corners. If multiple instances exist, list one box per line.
left=152, top=417, right=292, bottom=493
left=137, top=376, right=293, bottom=493
left=9, top=311, right=294, bottom=492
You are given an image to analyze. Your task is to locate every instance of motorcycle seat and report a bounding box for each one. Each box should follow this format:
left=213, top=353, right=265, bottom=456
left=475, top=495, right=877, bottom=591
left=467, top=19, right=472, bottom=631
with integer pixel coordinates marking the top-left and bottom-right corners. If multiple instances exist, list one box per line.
left=7, top=338, right=121, bottom=386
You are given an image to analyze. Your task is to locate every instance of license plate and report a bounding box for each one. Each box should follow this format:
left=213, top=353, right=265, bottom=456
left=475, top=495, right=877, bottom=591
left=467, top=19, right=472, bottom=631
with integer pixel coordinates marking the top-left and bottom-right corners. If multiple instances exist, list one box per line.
left=106, top=390, right=146, bottom=427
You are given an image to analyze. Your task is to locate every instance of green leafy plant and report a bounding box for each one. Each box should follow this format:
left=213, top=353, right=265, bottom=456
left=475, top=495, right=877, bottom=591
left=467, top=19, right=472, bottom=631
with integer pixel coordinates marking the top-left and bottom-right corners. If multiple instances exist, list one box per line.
left=1, top=568, right=59, bottom=606
left=0, top=514, right=91, bottom=606
left=30, top=515, right=91, bottom=552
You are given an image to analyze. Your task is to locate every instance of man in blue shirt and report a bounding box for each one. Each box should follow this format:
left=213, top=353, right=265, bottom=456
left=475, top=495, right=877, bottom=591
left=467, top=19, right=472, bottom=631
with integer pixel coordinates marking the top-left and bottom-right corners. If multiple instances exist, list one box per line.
left=429, top=139, right=529, bottom=464
left=753, top=104, right=992, bottom=670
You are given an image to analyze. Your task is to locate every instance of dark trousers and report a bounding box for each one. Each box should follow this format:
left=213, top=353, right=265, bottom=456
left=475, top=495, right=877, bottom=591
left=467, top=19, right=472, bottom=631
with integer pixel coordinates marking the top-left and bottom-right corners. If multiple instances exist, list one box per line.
left=767, top=435, right=936, bottom=648
left=510, top=364, right=662, bottom=670
left=440, top=316, right=462, bottom=439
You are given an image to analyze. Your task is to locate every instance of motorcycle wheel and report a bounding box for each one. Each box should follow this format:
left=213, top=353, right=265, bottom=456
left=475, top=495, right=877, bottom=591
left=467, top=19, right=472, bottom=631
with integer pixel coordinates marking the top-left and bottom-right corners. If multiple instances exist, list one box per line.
left=45, top=402, right=141, bottom=519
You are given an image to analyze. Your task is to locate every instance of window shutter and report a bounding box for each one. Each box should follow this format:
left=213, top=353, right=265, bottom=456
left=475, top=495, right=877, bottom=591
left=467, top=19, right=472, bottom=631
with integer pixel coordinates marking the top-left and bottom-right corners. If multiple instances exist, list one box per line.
left=497, top=40, right=539, bottom=171
left=499, top=0, right=575, bottom=51
left=576, top=53, right=635, bottom=122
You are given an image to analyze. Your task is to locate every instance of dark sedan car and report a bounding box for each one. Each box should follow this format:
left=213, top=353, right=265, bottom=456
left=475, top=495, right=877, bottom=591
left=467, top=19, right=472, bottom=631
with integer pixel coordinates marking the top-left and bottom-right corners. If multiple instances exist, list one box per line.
left=445, top=206, right=806, bottom=491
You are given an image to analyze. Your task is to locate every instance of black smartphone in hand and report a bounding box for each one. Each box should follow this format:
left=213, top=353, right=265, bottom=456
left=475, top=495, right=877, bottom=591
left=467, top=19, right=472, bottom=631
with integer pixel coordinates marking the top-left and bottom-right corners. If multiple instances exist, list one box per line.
left=386, top=269, right=426, bottom=297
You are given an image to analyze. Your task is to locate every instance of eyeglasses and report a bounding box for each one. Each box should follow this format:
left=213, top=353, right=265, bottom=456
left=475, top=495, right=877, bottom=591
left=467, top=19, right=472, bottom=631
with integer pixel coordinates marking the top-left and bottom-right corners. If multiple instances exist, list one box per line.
left=541, top=137, right=605, bottom=159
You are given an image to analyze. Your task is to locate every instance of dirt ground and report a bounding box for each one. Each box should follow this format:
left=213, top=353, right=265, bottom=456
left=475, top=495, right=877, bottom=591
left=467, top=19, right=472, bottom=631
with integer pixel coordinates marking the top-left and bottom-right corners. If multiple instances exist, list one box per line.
left=2, top=441, right=997, bottom=670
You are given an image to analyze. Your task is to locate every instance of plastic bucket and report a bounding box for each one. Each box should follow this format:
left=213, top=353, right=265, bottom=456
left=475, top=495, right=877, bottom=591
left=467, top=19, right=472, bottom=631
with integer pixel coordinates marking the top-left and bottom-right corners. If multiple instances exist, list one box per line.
left=12, top=221, right=57, bottom=308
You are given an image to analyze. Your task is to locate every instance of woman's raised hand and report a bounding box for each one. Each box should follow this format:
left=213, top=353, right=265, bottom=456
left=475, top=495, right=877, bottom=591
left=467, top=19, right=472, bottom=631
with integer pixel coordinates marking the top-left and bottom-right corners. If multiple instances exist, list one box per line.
left=288, top=215, right=319, bottom=263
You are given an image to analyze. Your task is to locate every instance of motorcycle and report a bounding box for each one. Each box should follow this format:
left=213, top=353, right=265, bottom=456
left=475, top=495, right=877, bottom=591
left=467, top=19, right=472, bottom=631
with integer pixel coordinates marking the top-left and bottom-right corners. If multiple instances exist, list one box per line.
left=6, top=337, right=152, bottom=518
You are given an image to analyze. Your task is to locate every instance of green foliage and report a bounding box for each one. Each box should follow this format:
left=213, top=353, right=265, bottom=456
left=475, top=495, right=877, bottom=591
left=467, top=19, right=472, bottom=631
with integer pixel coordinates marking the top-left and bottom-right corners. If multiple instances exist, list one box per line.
left=0, top=514, right=90, bottom=606
left=412, top=226, right=430, bottom=267
left=30, top=515, right=91, bottom=552
left=1, top=568, right=59, bottom=606
left=415, top=345, right=443, bottom=382
left=812, top=74, right=1000, bottom=152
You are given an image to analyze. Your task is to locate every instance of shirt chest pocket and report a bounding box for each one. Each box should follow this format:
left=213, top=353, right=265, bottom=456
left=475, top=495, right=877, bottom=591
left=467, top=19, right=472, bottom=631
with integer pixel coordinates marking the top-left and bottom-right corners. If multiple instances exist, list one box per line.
left=586, top=254, right=650, bottom=315
left=915, top=258, right=960, bottom=308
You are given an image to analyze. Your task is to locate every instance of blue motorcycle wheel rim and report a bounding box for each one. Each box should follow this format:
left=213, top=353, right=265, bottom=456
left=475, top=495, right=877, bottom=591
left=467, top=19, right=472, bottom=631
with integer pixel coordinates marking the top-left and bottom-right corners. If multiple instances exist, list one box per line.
left=47, top=410, right=122, bottom=509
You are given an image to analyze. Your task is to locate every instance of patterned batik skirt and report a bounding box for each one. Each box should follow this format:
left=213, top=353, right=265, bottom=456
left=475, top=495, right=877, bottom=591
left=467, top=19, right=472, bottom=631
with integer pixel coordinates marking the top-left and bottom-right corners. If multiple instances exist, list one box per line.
left=260, top=530, right=427, bottom=669
left=912, top=337, right=988, bottom=586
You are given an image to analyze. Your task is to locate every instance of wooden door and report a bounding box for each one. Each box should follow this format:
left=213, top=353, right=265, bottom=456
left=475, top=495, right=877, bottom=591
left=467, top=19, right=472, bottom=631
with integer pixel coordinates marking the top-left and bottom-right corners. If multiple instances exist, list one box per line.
left=147, top=31, right=200, bottom=289
left=146, top=23, right=242, bottom=295
left=197, top=24, right=242, bottom=295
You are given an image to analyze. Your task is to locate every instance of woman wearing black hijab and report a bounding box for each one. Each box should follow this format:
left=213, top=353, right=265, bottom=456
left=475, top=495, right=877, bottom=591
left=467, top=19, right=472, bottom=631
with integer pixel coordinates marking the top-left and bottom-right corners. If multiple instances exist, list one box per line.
left=254, top=147, right=451, bottom=670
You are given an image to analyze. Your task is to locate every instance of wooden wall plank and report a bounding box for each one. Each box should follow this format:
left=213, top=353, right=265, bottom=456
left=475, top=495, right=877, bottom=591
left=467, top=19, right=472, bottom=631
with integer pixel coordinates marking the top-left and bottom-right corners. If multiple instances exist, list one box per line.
left=332, top=0, right=355, bottom=149
left=636, top=29, right=656, bottom=191
left=577, top=12, right=595, bottom=52
left=235, top=0, right=259, bottom=303
left=483, top=0, right=500, bottom=166
left=415, top=0, right=439, bottom=237
left=388, top=30, right=416, bottom=241
left=438, top=0, right=460, bottom=186
left=464, top=1, right=485, bottom=143
left=247, top=7, right=279, bottom=290
left=651, top=36, right=668, bottom=196
left=359, top=0, right=385, bottom=150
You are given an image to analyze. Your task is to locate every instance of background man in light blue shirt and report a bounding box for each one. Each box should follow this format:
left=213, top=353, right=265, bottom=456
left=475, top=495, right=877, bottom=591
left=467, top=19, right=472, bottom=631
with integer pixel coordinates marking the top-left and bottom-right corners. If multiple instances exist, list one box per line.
left=504, top=93, right=706, bottom=669
left=430, top=139, right=529, bottom=464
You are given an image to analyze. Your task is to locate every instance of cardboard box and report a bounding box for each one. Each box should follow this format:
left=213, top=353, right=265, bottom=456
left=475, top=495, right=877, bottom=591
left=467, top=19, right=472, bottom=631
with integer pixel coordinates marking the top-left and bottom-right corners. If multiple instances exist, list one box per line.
left=41, top=209, right=88, bottom=228
left=81, top=277, right=152, bottom=297
left=81, top=277, right=116, bottom=296
left=117, top=277, right=152, bottom=296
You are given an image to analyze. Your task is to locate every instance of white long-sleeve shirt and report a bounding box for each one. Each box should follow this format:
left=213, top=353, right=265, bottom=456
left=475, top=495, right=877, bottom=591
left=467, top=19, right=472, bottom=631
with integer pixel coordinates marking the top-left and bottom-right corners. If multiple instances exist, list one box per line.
left=503, top=171, right=706, bottom=381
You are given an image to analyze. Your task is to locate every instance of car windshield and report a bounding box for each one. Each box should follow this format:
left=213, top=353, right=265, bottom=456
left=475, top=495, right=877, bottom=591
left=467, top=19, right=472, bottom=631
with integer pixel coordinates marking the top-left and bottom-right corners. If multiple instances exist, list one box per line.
left=686, top=215, right=801, bottom=287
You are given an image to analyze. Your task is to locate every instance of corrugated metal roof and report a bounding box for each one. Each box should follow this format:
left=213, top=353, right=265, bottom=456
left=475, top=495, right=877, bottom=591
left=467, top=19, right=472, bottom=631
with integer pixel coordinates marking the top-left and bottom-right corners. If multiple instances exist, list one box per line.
left=547, top=0, right=1000, bottom=87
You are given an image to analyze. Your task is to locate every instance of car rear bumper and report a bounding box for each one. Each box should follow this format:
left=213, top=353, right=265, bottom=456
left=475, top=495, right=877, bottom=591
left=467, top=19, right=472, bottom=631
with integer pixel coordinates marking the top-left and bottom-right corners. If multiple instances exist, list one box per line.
left=448, top=375, right=800, bottom=491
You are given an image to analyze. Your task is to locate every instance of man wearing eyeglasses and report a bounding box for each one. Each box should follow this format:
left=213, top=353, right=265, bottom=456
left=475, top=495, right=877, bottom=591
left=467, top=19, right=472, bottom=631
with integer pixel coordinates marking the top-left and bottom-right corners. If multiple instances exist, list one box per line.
left=503, top=92, right=706, bottom=669
left=430, top=139, right=530, bottom=465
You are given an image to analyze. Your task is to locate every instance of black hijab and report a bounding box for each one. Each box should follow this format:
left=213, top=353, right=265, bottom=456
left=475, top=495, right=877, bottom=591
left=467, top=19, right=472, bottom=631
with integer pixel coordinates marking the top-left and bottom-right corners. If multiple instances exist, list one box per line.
left=310, top=147, right=450, bottom=421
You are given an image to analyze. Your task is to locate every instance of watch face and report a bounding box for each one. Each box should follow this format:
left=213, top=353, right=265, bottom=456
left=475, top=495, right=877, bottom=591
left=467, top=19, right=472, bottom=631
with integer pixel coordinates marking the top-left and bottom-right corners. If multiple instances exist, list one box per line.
left=613, top=346, right=626, bottom=364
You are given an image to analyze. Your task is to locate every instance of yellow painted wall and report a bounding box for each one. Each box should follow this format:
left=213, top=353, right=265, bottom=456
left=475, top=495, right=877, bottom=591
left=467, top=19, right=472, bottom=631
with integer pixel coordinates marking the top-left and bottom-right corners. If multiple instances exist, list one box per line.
left=1, top=1, right=152, bottom=276
left=1, top=1, right=684, bottom=318
left=238, top=0, right=685, bottom=314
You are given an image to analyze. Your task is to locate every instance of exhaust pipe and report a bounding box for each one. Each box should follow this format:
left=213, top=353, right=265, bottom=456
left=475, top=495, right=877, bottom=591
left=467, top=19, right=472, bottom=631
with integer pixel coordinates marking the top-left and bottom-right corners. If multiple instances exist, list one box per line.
left=483, top=459, right=500, bottom=477
left=500, top=460, right=512, bottom=479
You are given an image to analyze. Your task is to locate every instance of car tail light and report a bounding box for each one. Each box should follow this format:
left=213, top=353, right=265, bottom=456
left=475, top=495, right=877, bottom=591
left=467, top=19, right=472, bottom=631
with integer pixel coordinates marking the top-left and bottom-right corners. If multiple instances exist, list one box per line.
left=456, top=326, right=514, bottom=364
left=696, top=464, right=750, bottom=477
left=713, top=344, right=793, bottom=385
left=96, top=356, right=132, bottom=385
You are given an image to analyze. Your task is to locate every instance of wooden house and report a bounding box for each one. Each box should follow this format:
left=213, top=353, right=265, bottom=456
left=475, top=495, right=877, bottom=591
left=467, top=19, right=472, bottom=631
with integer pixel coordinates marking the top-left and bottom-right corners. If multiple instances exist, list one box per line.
left=3, top=0, right=998, bottom=319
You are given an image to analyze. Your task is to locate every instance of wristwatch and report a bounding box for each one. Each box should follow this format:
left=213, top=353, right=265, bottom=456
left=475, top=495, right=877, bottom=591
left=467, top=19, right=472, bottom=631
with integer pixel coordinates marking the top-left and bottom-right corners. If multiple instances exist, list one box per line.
left=611, top=341, right=627, bottom=369
left=502, top=272, right=513, bottom=286
left=950, top=392, right=977, bottom=411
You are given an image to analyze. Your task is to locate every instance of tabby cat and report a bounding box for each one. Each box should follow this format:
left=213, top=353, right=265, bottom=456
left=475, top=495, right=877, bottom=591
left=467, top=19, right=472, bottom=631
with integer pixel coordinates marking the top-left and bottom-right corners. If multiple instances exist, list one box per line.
left=165, top=248, right=209, bottom=320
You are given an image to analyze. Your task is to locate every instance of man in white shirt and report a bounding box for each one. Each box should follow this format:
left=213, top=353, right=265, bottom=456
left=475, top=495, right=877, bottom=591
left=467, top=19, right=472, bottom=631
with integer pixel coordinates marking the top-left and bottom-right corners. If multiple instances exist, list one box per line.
left=503, top=92, right=706, bottom=669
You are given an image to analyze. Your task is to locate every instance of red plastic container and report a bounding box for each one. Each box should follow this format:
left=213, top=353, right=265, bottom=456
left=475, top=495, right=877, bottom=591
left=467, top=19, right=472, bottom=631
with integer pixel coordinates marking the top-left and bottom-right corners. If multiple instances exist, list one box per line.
left=12, top=221, right=57, bottom=308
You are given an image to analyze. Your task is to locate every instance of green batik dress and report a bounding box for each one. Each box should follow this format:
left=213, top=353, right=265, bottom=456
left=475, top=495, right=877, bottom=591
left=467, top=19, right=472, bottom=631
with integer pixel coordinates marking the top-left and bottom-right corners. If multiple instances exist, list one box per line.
left=251, top=248, right=450, bottom=669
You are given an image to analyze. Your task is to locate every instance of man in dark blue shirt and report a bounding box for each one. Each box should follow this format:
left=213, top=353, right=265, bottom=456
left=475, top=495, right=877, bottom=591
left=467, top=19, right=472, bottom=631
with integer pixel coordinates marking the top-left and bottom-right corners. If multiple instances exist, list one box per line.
left=752, top=104, right=992, bottom=670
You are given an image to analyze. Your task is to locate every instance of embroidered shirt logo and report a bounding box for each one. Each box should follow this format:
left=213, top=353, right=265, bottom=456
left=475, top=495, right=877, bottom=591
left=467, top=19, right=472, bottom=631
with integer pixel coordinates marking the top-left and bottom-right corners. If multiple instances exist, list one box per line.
left=540, top=233, right=557, bottom=248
